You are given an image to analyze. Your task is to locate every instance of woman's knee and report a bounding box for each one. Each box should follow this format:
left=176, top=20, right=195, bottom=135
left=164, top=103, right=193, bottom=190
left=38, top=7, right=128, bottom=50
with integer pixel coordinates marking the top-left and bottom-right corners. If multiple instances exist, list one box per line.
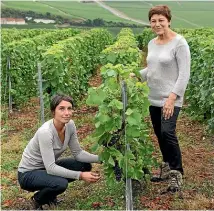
left=161, top=121, right=176, bottom=137
left=161, top=128, right=174, bottom=139
left=161, top=125, right=179, bottom=145
left=55, top=179, right=68, bottom=192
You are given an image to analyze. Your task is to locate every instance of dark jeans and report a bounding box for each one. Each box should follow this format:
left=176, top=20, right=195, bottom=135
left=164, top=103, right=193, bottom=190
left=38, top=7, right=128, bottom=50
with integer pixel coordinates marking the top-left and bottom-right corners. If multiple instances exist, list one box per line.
left=149, top=106, right=183, bottom=174
left=18, top=158, right=92, bottom=205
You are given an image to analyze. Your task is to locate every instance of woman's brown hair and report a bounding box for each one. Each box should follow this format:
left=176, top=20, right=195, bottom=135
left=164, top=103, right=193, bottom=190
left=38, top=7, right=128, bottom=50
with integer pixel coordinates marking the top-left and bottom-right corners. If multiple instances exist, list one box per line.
left=50, top=94, right=74, bottom=113
left=148, top=5, right=172, bottom=22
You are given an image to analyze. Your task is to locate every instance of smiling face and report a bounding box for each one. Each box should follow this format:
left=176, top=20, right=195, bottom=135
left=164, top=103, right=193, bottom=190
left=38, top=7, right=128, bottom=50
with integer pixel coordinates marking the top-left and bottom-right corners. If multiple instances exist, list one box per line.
left=53, top=100, right=73, bottom=124
left=150, top=14, right=171, bottom=35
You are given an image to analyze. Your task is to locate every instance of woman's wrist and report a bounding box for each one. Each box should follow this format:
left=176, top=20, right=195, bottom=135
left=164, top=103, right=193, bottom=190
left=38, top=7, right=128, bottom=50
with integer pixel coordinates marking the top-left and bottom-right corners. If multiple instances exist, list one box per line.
left=169, top=92, right=177, bottom=101
left=79, top=172, right=83, bottom=180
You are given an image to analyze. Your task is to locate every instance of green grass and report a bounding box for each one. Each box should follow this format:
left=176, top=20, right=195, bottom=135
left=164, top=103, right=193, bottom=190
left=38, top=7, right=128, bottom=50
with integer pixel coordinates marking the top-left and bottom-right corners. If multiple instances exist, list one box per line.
left=105, top=1, right=214, bottom=28
left=3, top=1, right=214, bottom=27
left=43, top=1, right=132, bottom=23
left=2, top=1, right=133, bottom=23
left=104, top=1, right=151, bottom=22
left=59, top=179, right=125, bottom=210
left=2, top=1, right=73, bottom=19
left=199, top=180, right=214, bottom=198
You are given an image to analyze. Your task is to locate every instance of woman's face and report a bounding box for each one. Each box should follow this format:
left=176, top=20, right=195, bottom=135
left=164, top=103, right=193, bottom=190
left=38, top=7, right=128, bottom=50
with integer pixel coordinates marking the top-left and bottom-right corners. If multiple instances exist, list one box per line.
left=150, top=14, right=170, bottom=35
left=54, top=100, right=73, bottom=124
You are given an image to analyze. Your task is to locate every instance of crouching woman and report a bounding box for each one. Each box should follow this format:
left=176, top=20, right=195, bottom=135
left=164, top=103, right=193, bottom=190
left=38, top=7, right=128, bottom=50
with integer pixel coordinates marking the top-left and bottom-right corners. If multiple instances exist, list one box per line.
left=18, top=94, right=100, bottom=210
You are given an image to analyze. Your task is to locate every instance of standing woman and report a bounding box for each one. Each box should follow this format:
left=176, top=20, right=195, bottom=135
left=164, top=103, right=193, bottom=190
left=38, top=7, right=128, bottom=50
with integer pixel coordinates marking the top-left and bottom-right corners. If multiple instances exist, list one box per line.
left=139, top=5, right=190, bottom=192
left=18, top=94, right=101, bottom=209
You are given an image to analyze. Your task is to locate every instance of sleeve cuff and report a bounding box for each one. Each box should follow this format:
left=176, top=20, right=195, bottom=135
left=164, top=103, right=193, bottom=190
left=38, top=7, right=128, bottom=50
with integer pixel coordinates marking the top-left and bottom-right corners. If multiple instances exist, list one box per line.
left=139, top=68, right=148, bottom=82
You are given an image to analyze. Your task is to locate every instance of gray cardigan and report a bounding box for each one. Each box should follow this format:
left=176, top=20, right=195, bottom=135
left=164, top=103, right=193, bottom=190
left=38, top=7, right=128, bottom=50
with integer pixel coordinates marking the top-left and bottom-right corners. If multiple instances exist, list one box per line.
left=140, top=34, right=191, bottom=107
left=18, top=119, right=99, bottom=180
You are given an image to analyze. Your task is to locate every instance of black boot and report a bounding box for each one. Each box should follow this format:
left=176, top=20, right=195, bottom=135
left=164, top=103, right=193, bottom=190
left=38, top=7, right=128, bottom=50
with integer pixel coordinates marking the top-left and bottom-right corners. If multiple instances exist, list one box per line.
left=151, top=162, right=170, bottom=182
left=142, top=167, right=151, bottom=176
left=167, top=170, right=183, bottom=192
left=31, top=196, right=43, bottom=210
left=48, top=197, right=63, bottom=206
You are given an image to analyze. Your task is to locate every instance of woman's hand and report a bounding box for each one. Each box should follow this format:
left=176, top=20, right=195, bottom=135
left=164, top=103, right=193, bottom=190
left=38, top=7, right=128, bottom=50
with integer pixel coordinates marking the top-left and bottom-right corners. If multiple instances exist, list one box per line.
left=129, top=72, right=136, bottom=78
left=80, top=172, right=101, bottom=183
left=163, top=93, right=177, bottom=120
left=129, top=72, right=141, bottom=81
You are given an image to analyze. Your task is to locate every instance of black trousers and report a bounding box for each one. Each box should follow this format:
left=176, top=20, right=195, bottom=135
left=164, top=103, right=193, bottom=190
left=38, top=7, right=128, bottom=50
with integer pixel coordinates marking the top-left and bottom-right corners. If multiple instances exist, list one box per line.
left=18, top=158, right=92, bottom=205
left=149, top=106, right=183, bottom=174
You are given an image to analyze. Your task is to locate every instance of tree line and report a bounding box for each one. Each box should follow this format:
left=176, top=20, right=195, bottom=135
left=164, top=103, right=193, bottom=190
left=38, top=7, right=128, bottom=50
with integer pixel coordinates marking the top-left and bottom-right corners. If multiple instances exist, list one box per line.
left=2, top=8, right=143, bottom=28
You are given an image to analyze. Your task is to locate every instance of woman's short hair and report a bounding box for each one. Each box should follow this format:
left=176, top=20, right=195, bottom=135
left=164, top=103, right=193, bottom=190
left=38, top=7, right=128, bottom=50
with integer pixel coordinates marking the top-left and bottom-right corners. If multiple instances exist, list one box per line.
left=50, top=94, right=74, bottom=113
left=148, top=5, right=172, bottom=22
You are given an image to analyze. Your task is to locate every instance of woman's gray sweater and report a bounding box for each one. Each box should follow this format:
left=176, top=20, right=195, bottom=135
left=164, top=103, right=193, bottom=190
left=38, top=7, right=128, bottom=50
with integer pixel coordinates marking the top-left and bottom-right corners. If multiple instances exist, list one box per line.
left=18, top=119, right=99, bottom=180
left=140, top=34, right=191, bottom=107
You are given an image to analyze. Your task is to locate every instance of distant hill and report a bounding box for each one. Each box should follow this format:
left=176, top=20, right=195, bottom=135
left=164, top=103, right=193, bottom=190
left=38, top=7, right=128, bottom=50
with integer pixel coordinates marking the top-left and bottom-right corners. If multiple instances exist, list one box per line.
left=1, top=1, right=146, bottom=28
left=1, top=1, right=132, bottom=23
left=104, top=1, right=214, bottom=28
left=1, top=1, right=214, bottom=28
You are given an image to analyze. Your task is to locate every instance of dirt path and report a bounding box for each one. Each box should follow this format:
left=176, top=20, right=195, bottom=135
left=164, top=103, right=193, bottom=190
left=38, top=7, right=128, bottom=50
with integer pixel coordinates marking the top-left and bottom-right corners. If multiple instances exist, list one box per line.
left=94, top=0, right=150, bottom=26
